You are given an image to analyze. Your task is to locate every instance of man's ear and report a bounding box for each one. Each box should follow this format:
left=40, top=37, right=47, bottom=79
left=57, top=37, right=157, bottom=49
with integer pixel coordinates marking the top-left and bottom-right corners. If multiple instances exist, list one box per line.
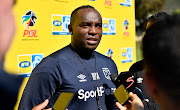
left=68, top=24, right=73, bottom=35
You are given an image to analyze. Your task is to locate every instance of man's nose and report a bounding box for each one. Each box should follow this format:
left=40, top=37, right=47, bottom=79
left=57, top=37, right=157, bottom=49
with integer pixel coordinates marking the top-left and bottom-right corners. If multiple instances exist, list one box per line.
left=89, top=26, right=97, bottom=36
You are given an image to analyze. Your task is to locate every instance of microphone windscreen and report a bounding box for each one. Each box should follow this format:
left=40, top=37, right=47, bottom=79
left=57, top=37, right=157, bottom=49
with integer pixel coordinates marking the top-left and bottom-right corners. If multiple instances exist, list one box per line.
left=110, top=73, right=117, bottom=84
left=118, top=71, right=135, bottom=91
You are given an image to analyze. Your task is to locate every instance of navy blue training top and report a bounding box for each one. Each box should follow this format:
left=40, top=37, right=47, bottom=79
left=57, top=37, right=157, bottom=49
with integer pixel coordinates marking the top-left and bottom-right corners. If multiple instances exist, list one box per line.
left=19, top=45, right=119, bottom=110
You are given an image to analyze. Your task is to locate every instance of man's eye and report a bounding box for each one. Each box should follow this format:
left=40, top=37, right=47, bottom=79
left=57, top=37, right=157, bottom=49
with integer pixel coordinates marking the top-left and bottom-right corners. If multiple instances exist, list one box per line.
left=96, top=24, right=102, bottom=27
left=80, top=23, right=91, bottom=27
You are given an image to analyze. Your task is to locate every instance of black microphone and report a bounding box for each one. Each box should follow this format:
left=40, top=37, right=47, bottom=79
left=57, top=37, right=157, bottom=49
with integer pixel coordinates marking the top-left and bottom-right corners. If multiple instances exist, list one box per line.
left=111, top=71, right=136, bottom=92
left=111, top=72, right=144, bottom=100
left=110, top=73, right=120, bottom=87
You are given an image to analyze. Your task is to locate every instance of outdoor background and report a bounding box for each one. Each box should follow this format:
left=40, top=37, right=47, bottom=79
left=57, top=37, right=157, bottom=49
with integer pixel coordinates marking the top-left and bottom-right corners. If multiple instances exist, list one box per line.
left=8, top=1, right=136, bottom=109
left=135, top=0, right=180, bottom=62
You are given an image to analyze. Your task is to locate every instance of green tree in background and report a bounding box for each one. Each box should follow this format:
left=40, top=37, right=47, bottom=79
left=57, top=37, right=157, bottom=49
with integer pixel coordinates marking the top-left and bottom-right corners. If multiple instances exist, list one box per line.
left=135, top=0, right=165, bottom=36
left=173, top=9, right=180, bottom=14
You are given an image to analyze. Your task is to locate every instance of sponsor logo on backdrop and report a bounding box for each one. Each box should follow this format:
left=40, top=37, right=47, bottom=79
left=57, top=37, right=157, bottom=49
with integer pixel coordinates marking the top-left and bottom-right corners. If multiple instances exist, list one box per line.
left=105, top=0, right=112, bottom=8
left=21, top=10, right=38, bottom=39
left=106, top=48, right=113, bottom=58
left=121, top=47, right=133, bottom=63
left=123, top=19, right=129, bottom=37
left=120, top=0, right=131, bottom=7
left=103, top=18, right=116, bottom=35
left=18, top=54, right=44, bottom=77
left=52, top=14, right=70, bottom=35
left=89, top=0, right=95, bottom=1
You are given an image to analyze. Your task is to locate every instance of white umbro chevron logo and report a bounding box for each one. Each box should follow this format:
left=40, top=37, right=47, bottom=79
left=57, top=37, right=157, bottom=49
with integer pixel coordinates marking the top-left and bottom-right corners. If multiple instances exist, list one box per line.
left=77, top=74, right=87, bottom=82
left=137, top=77, right=143, bottom=83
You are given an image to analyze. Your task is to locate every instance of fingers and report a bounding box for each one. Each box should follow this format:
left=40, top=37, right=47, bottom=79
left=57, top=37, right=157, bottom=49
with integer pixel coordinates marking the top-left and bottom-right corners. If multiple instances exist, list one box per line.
left=32, top=99, right=49, bottom=110
left=129, top=92, right=139, bottom=100
left=43, top=108, right=52, bottom=110
left=129, top=92, right=144, bottom=110
left=116, top=102, right=127, bottom=110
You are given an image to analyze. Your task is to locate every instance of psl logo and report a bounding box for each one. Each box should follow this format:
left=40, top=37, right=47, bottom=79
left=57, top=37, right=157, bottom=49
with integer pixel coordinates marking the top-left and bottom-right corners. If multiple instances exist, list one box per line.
left=121, top=47, right=133, bottom=63
left=103, top=18, right=116, bottom=35
left=120, top=0, right=131, bottom=7
left=52, top=14, right=70, bottom=35
left=21, top=10, right=38, bottom=37
left=123, top=19, right=129, bottom=37
left=105, top=0, right=112, bottom=6
left=106, top=48, right=113, bottom=58
left=18, top=54, right=43, bottom=77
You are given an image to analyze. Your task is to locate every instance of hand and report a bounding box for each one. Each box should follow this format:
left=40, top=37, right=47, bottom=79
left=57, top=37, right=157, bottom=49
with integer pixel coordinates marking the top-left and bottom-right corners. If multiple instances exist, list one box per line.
left=32, top=99, right=52, bottom=110
left=116, top=92, right=144, bottom=110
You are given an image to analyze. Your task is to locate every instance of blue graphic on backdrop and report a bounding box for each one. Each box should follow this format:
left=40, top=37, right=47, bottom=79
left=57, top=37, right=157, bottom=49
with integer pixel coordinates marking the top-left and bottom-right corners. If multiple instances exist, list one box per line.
left=109, top=20, right=116, bottom=32
left=63, top=16, right=70, bottom=32
left=32, top=54, right=43, bottom=69
left=120, top=0, right=131, bottom=7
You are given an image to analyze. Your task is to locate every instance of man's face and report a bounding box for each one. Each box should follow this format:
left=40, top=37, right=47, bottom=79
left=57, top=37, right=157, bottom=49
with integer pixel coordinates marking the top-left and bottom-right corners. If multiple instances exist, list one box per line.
left=0, top=0, right=15, bottom=60
left=69, top=8, right=102, bottom=52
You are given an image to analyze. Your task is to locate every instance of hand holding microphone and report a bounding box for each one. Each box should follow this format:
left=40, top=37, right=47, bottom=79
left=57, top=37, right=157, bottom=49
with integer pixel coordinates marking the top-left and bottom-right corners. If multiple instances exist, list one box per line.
left=110, top=72, right=144, bottom=100
left=115, top=92, right=144, bottom=110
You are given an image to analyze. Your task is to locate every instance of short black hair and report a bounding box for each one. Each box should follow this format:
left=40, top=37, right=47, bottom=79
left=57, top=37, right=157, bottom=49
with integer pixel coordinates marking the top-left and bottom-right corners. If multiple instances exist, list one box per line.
left=70, top=5, right=95, bottom=24
left=143, top=14, right=180, bottom=103
left=148, top=11, right=169, bottom=22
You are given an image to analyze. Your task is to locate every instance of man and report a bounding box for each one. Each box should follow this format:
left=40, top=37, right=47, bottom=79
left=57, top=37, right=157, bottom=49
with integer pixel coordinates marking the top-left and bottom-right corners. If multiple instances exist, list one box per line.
left=19, top=5, right=119, bottom=110
left=117, top=14, right=180, bottom=110
left=142, top=14, right=180, bottom=110
left=0, top=0, right=49, bottom=109
left=0, top=0, right=24, bottom=109
left=128, top=11, right=169, bottom=110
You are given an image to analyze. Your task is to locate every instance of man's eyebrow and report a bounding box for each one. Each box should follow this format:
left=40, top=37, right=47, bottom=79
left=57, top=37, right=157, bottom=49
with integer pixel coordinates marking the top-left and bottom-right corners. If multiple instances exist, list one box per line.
left=80, top=22, right=89, bottom=23
left=80, top=22, right=102, bottom=24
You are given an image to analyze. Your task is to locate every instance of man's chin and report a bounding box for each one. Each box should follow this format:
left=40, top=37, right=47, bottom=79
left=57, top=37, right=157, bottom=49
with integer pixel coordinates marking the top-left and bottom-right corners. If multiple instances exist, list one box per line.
left=86, top=45, right=97, bottom=51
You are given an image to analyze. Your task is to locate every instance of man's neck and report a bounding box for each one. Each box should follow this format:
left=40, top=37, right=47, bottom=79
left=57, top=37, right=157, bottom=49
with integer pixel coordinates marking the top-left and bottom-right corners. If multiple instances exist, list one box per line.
left=160, top=102, right=180, bottom=110
left=157, top=90, right=180, bottom=110
left=70, top=44, right=94, bottom=59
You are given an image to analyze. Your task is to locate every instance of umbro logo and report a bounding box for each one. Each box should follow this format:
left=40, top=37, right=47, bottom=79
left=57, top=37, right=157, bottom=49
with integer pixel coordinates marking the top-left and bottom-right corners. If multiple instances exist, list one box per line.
left=77, top=74, right=87, bottom=82
left=137, top=77, right=143, bottom=83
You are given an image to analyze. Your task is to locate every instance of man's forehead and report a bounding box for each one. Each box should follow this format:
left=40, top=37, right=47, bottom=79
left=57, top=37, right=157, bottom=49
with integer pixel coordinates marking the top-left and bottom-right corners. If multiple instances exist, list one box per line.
left=77, top=8, right=100, bottom=16
left=76, top=8, right=102, bottom=21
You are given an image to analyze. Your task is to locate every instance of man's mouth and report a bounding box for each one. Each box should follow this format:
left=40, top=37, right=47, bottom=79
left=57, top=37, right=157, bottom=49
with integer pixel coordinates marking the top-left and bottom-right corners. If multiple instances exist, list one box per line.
left=86, top=38, right=98, bottom=45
